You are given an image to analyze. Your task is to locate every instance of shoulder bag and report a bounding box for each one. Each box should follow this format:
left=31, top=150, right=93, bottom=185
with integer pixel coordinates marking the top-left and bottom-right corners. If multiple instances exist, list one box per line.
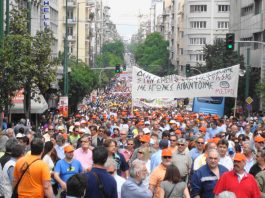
left=166, top=183, right=176, bottom=198
left=93, top=172, right=109, bottom=198
left=11, top=159, right=40, bottom=198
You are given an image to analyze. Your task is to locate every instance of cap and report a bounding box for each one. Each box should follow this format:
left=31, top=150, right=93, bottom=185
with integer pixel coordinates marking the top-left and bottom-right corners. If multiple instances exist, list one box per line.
left=162, top=148, right=172, bottom=157
left=143, top=128, right=151, bottom=134
left=233, top=153, right=246, bottom=162
left=175, top=129, right=182, bottom=135
left=159, top=139, right=169, bottom=149
left=169, top=120, right=177, bottom=124
left=58, top=126, right=65, bottom=131
left=144, top=121, right=150, bottom=125
left=199, top=126, right=207, bottom=133
left=254, top=136, right=265, bottom=143
left=74, top=122, right=80, bottom=126
left=16, top=133, right=25, bottom=138
left=80, top=120, right=87, bottom=124
left=140, top=135, right=150, bottom=143
left=64, top=145, right=74, bottom=153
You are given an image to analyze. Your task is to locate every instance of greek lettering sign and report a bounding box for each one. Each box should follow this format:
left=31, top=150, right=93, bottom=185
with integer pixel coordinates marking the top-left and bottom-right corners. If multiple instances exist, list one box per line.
left=132, top=65, right=240, bottom=99
left=42, top=0, right=50, bottom=28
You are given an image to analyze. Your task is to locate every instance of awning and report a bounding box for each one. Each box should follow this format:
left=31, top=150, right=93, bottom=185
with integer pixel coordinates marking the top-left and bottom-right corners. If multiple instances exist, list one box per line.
left=10, top=89, right=48, bottom=114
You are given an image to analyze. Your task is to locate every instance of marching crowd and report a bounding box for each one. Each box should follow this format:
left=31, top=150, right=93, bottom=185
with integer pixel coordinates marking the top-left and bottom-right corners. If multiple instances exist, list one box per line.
left=0, top=76, right=265, bottom=198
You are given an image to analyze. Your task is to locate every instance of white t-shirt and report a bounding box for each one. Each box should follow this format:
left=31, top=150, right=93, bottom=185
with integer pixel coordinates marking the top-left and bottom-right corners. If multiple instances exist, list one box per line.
left=219, top=155, right=233, bottom=171
left=43, top=154, right=54, bottom=172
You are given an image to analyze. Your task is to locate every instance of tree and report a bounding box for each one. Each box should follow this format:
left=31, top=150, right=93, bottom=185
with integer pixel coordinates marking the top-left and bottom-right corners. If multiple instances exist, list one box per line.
left=68, top=59, right=98, bottom=112
left=134, top=32, right=171, bottom=76
left=0, top=7, right=56, bottom=120
left=201, top=40, right=261, bottom=115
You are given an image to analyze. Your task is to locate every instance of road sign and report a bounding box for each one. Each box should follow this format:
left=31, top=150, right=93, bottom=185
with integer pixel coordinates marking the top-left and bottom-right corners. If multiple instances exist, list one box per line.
left=245, top=96, right=253, bottom=105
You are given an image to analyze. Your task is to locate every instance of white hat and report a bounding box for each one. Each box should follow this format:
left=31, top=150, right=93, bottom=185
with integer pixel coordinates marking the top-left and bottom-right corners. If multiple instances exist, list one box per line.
left=144, top=121, right=151, bottom=125
left=16, top=133, right=25, bottom=138
left=74, top=122, right=80, bottom=126
left=169, top=120, right=177, bottom=124
left=143, top=128, right=151, bottom=134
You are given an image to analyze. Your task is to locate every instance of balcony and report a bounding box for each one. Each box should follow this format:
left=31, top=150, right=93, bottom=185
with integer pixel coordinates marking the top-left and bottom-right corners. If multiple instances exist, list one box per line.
left=68, top=35, right=76, bottom=41
left=64, top=18, right=77, bottom=24
left=64, top=0, right=76, bottom=7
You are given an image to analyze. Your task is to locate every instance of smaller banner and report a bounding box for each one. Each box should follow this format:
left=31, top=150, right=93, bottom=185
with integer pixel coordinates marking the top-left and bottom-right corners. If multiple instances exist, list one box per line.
left=59, top=96, right=68, bottom=118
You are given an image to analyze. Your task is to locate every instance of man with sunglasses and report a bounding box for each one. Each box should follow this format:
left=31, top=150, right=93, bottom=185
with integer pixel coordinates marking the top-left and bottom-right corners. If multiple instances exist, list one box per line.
left=189, top=137, right=205, bottom=161
left=54, top=145, right=83, bottom=197
left=149, top=148, right=172, bottom=198
left=172, top=138, right=192, bottom=182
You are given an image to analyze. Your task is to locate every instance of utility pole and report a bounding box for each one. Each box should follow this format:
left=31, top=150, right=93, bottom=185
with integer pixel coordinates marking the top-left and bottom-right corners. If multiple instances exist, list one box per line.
left=24, top=0, right=32, bottom=122
left=64, top=0, right=68, bottom=96
left=0, top=0, right=3, bottom=40
left=245, top=48, right=250, bottom=100
left=5, top=0, right=9, bottom=35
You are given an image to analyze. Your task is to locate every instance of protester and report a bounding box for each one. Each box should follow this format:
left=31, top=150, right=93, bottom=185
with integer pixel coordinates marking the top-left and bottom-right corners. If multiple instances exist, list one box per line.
left=121, top=159, right=152, bottom=198
left=13, top=138, right=53, bottom=197
left=66, top=173, right=87, bottom=198
left=191, top=149, right=228, bottom=198
left=160, top=164, right=190, bottom=198
left=214, top=153, right=261, bottom=198
left=84, top=146, right=118, bottom=198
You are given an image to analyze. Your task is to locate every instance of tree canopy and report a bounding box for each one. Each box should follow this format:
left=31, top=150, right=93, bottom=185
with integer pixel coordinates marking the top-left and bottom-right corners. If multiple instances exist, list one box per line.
left=133, top=32, right=171, bottom=76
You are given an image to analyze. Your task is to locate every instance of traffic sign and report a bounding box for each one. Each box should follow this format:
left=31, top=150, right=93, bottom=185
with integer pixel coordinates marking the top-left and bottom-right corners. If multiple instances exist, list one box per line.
left=245, top=96, right=253, bottom=105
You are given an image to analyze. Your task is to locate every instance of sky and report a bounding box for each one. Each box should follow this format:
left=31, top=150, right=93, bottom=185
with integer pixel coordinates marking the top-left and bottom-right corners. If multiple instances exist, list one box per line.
left=104, top=0, right=152, bottom=41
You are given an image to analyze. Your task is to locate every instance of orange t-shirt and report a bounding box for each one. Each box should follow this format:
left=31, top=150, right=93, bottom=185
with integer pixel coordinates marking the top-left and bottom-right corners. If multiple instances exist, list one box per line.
left=149, top=164, right=167, bottom=198
left=14, top=155, right=51, bottom=198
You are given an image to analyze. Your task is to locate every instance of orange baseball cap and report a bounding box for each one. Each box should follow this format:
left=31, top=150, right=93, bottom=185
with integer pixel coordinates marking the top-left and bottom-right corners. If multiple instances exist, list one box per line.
left=254, top=136, right=265, bottom=143
left=64, top=145, right=74, bottom=153
left=140, top=135, right=150, bottom=143
left=233, top=153, right=246, bottom=162
left=199, top=126, right=207, bottom=133
left=175, top=129, right=182, bottom=135
left=162, top=148, right=172, bottom=157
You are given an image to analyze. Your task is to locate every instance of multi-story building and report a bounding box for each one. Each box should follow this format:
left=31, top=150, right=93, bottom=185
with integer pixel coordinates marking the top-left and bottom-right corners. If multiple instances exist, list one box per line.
left=183, top=0, right=230, bottom=69
left=230, top=0, right=265, bottom=80
left=58, top=0, right=96, bottom=66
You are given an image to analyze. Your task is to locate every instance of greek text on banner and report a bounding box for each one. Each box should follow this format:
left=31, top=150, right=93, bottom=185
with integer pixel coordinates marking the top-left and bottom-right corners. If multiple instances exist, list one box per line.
left=132, top=65, right=240, bottom=99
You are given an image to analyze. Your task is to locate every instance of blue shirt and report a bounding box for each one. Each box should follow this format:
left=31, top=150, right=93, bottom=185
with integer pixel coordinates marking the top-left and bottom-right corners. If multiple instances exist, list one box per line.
left=150, top=149, right=162, bottom=172
left=54, top=159, right=83, bottom=183
left=189, top=148, right=202, bottom=161
left=191, top=164, right=228, bottom=198
left=121, top=177, right=152, bottom=198
left=84, top=167, right=118, bottom=198
left=204, top=127, right=222, bottom=141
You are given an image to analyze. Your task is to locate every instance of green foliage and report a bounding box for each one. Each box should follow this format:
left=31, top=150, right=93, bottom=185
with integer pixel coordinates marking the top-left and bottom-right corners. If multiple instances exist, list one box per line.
left=68, top=60, right=98, bottom=112
left=0, top=7, right=56, bottom=114
left=102, top=40, right=124, bottom=59
left=134, top=32, right=170, bottom=76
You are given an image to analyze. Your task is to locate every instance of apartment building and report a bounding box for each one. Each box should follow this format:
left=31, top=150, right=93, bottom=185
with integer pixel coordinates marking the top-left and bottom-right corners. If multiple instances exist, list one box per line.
left=183, top=0, right=230, bottom=69
left=230, top=0, right=265, bottom=80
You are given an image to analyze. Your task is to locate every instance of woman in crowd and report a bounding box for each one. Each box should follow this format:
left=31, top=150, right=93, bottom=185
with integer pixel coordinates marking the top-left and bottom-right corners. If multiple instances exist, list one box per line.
left=160, top=164, right=190, bottom=198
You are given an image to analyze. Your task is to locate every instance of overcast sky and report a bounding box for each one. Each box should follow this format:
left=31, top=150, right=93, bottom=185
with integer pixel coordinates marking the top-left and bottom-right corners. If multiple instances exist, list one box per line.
left=104, top=0, right=152, bottom=40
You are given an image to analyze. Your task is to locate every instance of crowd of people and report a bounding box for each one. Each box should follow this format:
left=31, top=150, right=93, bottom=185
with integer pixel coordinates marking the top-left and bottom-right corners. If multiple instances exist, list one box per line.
left=0, top=76, right=265, bottom=198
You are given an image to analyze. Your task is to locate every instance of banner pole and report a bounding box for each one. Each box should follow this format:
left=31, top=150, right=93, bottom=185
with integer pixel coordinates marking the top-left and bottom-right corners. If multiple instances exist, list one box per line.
left=233, top=97, right=237, bottom=117
left=131, top=98, right=134, bottom=116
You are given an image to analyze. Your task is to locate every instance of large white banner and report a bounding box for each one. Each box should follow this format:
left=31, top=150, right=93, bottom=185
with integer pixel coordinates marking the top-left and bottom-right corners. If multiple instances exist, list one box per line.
left=132, top=65, right=240, bottom=99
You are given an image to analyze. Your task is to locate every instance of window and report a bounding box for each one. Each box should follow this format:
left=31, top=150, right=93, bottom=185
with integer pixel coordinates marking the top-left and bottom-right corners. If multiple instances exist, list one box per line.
left=217, top=21, right=229, bottom=29
left=254, top=0, right=262, bottom=15
left=180, top=48, right=184, bottom=55
left=190, top=21, right=206, bottom=29
left=67, top=27, right=73, bottom=36
left=218, top=5, right=230, bottom=12
left=241, top=4, right=253, bottom=16
left=190, top=54, right=205, bottom=62
left=190, top=5, right=207, bottom=13
left=189, top=38, right=206, bottom=45
left=67, top=10, right=74, bottom=19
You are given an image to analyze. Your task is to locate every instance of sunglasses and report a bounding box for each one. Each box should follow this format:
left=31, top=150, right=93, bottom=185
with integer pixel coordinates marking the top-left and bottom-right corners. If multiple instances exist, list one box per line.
left=170, top=139, right=176, bottom=142
left=197, top=142, right=204, bottom=145
left=108, top=171, right=115, bottom=174
left=163, top=156, right=172, bottom=159
left=68, top=164, right=73, bottom=171
left=127, top=143, right=134, bottom=145
left=177, top=144, right=185, bottom=146
left=138, top=151, right=143, bottom=154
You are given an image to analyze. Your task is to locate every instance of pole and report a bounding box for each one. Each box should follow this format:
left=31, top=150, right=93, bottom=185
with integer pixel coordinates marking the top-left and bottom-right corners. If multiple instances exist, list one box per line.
left=24, top=0, right=32, bottom=122
left=64, top=0, right=68, bottom=96
left=76, top=3, right=79, bottom=65
left=153, top=4, right=156, bottom=32
left=0, top=0, right=3, bottom=40
left=233, top=97, right=237, bottom=117
left=245, top=48, right=250, bottom=100
left=5, top=0, right=9, bottom=35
